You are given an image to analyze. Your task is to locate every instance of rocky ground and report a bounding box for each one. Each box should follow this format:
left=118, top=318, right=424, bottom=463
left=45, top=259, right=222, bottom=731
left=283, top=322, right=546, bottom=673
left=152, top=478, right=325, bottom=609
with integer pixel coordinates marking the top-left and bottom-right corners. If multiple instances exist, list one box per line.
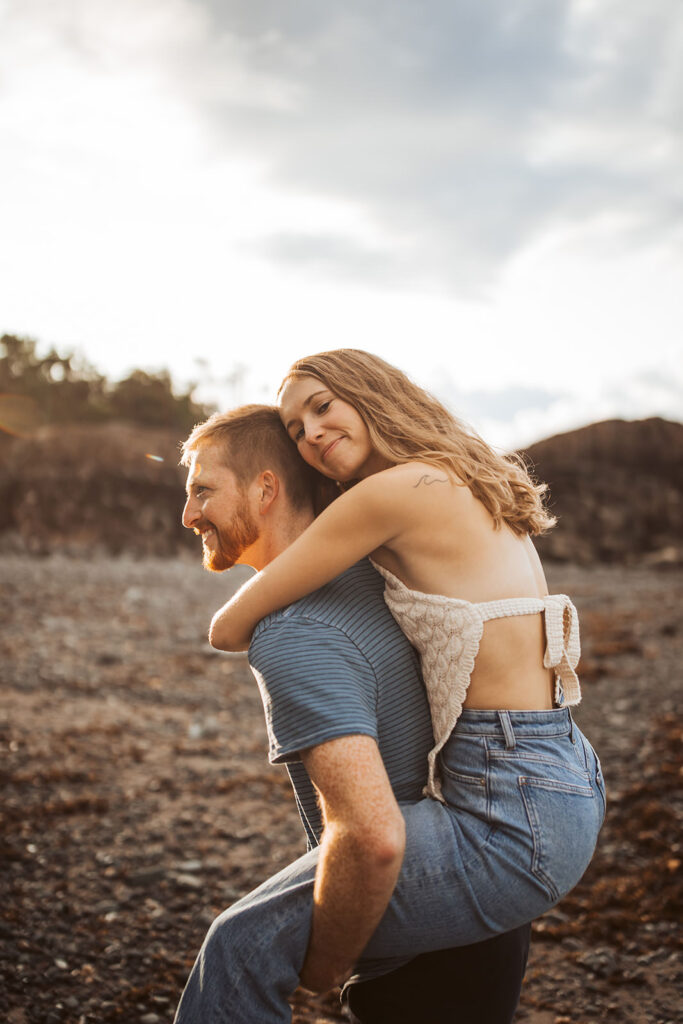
left=1, top=555, right=681, bottom=1024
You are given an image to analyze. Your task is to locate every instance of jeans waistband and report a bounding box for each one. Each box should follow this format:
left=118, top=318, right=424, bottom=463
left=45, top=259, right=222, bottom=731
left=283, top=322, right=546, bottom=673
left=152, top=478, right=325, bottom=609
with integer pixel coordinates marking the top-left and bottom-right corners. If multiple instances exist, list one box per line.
left=454, top=707, right=574, bottom=738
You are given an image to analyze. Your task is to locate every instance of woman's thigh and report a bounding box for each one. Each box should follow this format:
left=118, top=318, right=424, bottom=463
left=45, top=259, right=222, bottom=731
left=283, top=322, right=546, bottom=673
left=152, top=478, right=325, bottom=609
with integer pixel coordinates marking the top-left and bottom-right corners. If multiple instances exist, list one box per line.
left=201, top=725, right=603, bottom=980
left=358, top=731, right=604, bottom=964
left=356, top=798, right=527, bottom=963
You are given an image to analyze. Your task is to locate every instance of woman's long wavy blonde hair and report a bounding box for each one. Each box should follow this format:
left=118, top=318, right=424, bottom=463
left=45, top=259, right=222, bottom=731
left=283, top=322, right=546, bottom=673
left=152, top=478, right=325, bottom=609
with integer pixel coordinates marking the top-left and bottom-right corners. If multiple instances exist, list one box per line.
left=278, top=349, right=556, bottom=537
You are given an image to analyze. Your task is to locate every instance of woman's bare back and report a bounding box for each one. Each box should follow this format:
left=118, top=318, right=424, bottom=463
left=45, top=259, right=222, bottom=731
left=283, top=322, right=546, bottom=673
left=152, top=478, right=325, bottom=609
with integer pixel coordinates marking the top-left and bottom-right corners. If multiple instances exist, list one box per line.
left=369, top=464, right=556, bottom=711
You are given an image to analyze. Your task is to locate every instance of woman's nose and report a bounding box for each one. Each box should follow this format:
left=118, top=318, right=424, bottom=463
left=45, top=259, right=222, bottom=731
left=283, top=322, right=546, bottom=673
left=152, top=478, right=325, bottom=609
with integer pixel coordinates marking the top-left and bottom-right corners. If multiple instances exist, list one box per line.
left=304, top=419, right=324, bottom=443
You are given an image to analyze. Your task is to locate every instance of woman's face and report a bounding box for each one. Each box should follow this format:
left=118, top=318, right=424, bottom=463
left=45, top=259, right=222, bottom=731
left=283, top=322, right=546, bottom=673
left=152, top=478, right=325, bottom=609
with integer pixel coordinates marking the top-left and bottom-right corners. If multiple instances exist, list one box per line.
left=279, top=375, right=392, bottom=481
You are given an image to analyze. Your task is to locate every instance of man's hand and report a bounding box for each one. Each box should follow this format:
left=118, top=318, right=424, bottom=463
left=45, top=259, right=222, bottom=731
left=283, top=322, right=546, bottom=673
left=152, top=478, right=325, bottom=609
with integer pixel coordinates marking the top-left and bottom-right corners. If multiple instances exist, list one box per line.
left=298, top=734, right=406, bottom=993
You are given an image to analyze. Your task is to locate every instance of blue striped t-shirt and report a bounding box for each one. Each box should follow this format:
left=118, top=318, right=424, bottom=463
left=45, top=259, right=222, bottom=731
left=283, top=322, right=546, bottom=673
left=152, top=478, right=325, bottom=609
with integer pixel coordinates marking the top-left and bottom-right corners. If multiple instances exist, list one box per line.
left=249, top=559, right=434, bottom=849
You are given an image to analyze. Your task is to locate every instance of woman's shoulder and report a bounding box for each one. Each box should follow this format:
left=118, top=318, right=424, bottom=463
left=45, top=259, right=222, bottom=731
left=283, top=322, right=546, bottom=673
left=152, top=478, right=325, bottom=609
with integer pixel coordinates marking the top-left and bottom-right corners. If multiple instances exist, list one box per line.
left=360, top=460, right=460, bottom=488
left=364, top=461, right=467, bottom=503
left=346, top=461, right=469, bottom=526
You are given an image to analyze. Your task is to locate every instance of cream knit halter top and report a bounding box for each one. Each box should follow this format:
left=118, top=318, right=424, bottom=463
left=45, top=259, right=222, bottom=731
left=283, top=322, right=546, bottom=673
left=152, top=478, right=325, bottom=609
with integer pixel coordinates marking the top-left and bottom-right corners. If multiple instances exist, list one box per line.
left=370, top=561, right=582, bottom=802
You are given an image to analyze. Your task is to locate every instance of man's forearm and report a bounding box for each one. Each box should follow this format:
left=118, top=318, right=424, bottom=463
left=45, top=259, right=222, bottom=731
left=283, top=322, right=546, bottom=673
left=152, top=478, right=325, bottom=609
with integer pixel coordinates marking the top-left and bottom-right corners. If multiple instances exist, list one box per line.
left=300, top=818, right=405, bottom=993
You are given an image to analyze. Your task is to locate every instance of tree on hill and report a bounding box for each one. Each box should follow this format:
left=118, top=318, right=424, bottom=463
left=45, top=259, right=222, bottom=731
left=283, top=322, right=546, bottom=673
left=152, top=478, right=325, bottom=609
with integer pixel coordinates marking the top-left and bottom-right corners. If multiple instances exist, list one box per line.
left=0, top=334, right=210, bottom=433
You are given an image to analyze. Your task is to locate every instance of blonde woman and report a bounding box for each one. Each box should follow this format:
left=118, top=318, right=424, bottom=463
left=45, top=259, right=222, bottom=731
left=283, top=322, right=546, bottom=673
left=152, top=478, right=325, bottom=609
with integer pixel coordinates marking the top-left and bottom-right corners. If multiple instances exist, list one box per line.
left=210, top=349, right=605, bottom=965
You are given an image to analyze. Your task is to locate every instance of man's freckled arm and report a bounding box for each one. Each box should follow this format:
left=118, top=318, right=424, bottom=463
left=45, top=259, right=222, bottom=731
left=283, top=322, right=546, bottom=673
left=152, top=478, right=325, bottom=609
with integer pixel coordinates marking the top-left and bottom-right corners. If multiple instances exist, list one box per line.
left=298, top=735, right=406, bottom=993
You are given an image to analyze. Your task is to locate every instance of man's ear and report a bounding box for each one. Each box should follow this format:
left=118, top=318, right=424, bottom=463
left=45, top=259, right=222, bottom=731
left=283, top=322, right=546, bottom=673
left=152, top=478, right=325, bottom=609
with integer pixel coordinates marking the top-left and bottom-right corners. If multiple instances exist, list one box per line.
left=256, top=470, right=280, bottom=514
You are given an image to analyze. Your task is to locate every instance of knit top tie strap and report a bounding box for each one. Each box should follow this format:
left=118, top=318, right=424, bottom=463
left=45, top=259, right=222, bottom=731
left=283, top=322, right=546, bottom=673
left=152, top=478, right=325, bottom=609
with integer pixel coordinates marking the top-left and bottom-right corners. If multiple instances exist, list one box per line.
left=475, top=593, right=581, bottom=706
left=369, top=561, right=582, bottom=802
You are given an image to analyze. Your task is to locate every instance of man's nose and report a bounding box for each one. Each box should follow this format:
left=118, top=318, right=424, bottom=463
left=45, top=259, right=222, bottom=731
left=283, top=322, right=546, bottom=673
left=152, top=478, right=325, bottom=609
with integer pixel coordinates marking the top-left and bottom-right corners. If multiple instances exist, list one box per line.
left=182, top=496, right=198, bottom=529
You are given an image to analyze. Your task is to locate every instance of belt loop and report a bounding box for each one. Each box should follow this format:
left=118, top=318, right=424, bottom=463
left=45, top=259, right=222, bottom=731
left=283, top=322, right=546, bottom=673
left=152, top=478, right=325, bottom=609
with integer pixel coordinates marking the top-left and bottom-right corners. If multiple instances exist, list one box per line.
left=498, top=710, right=516, bottom=750
left=568, top=707, right=575, bottom=744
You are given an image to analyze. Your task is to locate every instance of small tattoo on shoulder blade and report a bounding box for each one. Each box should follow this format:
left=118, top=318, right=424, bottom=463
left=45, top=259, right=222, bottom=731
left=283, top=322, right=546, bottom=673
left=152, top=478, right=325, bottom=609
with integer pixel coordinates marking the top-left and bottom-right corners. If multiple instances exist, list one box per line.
left=413, top=474, right=448, bottom=488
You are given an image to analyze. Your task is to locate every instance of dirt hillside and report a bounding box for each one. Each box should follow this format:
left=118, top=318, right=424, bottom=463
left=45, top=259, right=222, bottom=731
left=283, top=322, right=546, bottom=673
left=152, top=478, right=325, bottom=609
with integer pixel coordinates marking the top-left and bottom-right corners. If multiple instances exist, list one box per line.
left=523, top=417, right=683, bottom=566
left=2, top=416, right=681, bottom=567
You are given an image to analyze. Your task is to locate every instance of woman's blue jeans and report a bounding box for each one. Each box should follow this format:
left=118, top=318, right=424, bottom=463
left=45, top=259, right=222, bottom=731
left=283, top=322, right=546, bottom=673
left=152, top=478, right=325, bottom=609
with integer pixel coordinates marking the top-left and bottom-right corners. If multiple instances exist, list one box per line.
left=174, top=709, right=605, bottom=1024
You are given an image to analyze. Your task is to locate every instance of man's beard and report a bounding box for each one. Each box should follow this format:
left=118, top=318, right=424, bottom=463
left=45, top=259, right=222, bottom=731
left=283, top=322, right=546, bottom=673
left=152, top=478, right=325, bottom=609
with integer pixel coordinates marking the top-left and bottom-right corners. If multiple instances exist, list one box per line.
left=200, top=500, right=259, bottom=573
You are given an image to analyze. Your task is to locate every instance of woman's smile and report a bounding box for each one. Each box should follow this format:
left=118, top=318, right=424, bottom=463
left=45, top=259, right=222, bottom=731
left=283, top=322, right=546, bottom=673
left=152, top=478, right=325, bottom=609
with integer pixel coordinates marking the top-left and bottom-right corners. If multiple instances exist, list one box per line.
left=279, top=375, right=386, bottom=481
left=322, top=436, right=345, bottom=462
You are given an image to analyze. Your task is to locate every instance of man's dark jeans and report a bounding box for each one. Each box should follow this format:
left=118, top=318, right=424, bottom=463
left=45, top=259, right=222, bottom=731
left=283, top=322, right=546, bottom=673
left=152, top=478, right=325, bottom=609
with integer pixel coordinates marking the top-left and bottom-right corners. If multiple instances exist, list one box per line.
left=345, top=923, right=531, bottom=1024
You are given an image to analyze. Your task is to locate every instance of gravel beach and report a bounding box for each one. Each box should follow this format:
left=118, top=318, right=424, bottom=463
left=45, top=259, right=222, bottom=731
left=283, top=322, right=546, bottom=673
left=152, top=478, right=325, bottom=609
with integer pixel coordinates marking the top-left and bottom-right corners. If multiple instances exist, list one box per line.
left=1, top=555, right=681, bottom=1024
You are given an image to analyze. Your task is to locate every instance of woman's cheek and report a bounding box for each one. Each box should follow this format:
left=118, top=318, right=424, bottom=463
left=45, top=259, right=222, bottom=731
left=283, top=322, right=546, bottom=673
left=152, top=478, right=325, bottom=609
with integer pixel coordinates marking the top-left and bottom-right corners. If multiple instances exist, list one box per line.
left=298, top=444, right=318, bottom=468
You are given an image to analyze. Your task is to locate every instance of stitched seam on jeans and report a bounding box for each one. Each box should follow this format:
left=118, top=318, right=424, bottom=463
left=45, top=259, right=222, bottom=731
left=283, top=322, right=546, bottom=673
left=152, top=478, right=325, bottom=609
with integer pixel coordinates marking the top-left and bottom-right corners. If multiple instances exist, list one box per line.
left=455, top=725, right=570, bottom=738
left=485, top=736, right=492, bottom=824
left=519, top=780, right=559, bottom=902
left=488, top=751, right=591, bottom=782
left=519, top=776, right=594, bottom=796
left=438, top=764, right=486, bottom=785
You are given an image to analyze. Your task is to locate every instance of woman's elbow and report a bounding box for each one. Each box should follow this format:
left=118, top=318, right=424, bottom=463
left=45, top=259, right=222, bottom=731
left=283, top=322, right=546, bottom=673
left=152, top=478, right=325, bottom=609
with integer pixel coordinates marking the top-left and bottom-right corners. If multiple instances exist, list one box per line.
left=209, top=615, right=247, bottom=652
left=208, top=618, right=229, bottom=650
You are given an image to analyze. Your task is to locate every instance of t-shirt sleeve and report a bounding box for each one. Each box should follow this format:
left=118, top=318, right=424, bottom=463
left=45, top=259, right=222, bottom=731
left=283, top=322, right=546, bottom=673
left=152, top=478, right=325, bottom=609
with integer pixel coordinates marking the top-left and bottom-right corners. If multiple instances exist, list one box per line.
left=248, top=617, right=379, bottom=764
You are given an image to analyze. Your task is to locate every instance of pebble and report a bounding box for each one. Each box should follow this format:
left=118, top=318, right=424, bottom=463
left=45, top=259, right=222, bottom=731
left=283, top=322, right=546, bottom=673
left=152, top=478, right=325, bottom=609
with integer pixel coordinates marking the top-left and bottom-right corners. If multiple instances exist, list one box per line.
left=173, top=873, right=203, bottom=890
left=126, top=868, right=166, bottom=887
left=576, top=948, right=620, bottom=978
left=188, top=716, right=220, bottom=740
left=176, top=859, right=202, bottom=873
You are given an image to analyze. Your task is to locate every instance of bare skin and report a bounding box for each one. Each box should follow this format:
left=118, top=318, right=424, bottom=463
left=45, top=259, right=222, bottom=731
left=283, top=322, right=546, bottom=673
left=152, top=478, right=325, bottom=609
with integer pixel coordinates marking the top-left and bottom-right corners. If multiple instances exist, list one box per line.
left=210, top=376, right=555, bottom=710
left=299, top=735, right=406, bottom=991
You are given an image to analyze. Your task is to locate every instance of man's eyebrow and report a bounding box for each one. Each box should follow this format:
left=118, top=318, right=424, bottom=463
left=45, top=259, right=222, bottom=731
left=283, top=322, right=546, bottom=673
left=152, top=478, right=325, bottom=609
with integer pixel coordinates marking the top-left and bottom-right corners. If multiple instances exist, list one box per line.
left=185, top=476, right=207, bottom=497
left=284, top=390, right=328, bottom=432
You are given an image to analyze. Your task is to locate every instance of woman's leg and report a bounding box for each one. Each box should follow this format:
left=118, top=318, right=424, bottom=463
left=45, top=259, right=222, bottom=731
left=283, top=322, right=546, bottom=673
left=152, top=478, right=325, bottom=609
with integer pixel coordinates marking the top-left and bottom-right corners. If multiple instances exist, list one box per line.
left=175, top=714, right=604, bottom=1021
left=174, top=848, right=318, bottom=1024
left=172, top=797, right=527, bottom=1024
left=174, top=794, right=545, bottom=1023
left=356, top=713, right=605, bottom=965
left=173, top=811, right=529, bottom=1024
left=352, top=798, right=546, bottom=967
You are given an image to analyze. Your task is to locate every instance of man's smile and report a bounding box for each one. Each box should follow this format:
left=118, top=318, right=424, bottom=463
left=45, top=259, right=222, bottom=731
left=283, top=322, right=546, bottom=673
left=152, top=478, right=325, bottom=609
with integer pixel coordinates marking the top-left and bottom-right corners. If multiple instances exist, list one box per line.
left=193, top=523, right=216, bottom=542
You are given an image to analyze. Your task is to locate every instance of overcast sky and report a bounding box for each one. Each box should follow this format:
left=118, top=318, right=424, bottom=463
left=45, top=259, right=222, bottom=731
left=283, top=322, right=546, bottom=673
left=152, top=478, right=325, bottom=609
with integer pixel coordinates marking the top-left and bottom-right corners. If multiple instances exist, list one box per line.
left=1, top=0, right=681, bottom=448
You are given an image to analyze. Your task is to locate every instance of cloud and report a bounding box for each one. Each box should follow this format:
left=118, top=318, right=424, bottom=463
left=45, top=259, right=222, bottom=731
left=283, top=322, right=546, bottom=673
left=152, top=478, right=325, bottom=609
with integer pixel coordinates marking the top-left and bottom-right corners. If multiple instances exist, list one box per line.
left=189, top=0, right=682, bottom=290
left=424, top=363, right=563, bottom=421
left=474, top=366, right=683, bottom=452
left=3, top=0, right=680, bottom=295
left=604, top=365, right=683, bottom=421
left=420, top=348, right=683, bottom=452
